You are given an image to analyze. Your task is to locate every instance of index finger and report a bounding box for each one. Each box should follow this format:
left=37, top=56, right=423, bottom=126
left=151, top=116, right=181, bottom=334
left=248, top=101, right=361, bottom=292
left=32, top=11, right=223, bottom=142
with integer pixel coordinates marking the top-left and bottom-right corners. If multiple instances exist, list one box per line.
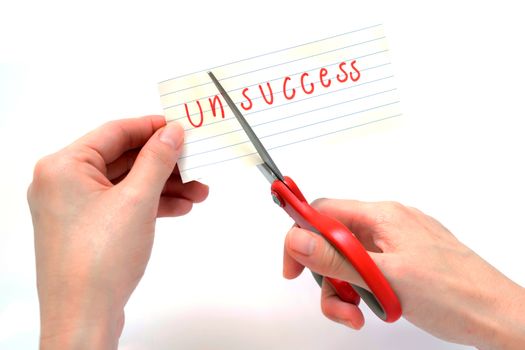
left=76, top=115, right=166, bottom=164
left=311, top=198, right=385, bottom=253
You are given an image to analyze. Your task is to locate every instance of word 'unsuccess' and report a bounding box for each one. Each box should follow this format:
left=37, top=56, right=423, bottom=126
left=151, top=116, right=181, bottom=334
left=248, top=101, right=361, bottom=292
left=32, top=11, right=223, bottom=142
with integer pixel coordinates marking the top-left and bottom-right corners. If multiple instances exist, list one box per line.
left=184, top=60, right=361, bottom=128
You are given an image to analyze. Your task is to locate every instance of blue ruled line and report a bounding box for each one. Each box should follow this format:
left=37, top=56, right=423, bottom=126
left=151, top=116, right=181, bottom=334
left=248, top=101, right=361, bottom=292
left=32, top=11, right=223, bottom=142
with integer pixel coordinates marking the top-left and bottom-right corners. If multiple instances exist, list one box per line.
left=163, top=49, right=389, bottom=111
left=181, top=113, right=401, bottom=173
left=186, top=88, right=397, bottom=145
left=160, top=36, right=386, bottom=96
left=158, top=24, right=382, bottom=84
left=180, top=101, right=400, bottom=160
left=180, top=74, right=395, bottom=132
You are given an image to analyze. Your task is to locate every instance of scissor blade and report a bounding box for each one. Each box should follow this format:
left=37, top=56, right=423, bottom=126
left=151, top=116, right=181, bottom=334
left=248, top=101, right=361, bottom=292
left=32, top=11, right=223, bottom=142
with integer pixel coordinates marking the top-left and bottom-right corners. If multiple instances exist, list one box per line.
left=208, top=71, right=284, bottom=181
left=257, top=163, right=278, bottom=185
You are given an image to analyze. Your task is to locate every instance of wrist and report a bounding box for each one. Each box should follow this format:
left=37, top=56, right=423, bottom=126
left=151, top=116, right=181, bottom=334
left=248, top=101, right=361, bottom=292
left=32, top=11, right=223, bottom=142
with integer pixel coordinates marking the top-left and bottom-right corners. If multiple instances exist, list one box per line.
left=39, top=295, right=124, bottom=350
left=40, top=317, right=122, bottom=350
left=470, top=279, right=525, bottom=350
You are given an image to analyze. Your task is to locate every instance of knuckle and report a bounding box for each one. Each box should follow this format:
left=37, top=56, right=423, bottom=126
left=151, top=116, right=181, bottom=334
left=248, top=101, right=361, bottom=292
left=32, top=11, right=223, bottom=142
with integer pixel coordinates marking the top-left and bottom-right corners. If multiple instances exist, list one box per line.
left=101, top=120, right=120, bottom=131
left=310, top=197, right=329, bottom=211
left=374, top=201, right=407, bottom=225
left=29, top=153, right=75, bottom=205
left=32, top=154, right=71, bottom=185
left=407, top=205, right=423, bottom=215
left=383, top=201, right=405, bottom=212
left=32, top=156, right=54, bottom=182
left=119, top=185, right=146, bottom=206
left=99, top=120, right=126, bottom=143
left=321, top=243, right=346, bottom=277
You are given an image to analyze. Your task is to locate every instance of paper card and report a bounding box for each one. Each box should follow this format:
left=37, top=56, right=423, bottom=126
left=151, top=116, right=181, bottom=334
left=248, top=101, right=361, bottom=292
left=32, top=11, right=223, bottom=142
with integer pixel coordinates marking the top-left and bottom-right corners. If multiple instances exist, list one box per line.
left=158, top=23, right=401, bottom=182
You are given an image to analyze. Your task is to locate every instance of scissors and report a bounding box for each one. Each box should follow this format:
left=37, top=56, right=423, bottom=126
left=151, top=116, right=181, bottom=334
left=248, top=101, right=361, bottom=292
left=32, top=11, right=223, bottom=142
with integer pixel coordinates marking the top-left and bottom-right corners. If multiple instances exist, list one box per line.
left=208, top=71, right=402, bottom=323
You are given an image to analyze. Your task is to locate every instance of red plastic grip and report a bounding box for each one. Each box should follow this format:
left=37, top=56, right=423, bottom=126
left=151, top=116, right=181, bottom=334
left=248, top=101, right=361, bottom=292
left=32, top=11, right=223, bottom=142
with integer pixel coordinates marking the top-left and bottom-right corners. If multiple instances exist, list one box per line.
left=274, top=176, right=402, bottom=322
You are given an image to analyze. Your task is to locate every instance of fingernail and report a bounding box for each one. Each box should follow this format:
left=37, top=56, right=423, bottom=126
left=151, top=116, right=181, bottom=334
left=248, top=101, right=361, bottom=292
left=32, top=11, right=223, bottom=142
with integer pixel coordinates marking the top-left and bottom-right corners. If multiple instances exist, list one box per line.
left=289, top=229, right=316, bottom=256
left=159, top=122, right=184, bottom=149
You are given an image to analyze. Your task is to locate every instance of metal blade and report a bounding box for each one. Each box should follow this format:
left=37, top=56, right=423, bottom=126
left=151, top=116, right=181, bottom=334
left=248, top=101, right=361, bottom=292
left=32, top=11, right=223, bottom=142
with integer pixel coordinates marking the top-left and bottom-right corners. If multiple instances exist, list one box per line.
left=257, top=163, right=278, bottom=185
left=208, top=71, right=284, bottom=181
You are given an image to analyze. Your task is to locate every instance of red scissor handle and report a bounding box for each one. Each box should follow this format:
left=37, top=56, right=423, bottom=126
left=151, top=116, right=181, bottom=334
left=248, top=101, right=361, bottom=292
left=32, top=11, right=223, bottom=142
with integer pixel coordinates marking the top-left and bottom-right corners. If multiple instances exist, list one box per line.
left=272, top=176, right=402, bottom=323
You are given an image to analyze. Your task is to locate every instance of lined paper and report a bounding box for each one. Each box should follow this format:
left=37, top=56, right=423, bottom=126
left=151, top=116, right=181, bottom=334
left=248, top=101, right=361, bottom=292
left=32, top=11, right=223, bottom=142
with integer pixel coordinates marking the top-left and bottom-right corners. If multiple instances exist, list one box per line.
left=158, top=24, right=401, bottom=182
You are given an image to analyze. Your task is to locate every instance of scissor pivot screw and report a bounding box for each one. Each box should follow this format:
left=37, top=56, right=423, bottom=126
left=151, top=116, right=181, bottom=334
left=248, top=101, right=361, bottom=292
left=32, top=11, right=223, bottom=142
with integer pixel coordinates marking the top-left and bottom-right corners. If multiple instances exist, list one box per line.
left=271, top=191, right=284, bottom=207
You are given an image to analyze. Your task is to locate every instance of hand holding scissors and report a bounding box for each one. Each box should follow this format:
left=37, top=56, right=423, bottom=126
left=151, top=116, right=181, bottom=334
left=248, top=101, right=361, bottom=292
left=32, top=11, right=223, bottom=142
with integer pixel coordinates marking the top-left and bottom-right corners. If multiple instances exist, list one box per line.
left=208, top=71, right=402, bottom=323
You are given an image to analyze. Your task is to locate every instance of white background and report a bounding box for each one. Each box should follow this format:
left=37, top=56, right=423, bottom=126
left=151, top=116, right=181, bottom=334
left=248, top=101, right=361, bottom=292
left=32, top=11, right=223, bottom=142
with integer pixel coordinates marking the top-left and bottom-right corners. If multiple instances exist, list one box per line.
left=1, top=1, right=524, bottom=349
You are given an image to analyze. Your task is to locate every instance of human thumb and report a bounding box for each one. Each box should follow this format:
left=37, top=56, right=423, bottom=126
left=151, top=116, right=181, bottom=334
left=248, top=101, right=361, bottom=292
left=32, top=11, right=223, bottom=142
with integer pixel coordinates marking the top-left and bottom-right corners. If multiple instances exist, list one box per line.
left=123, top=122, right=184, bottom=198
left=285, top=226, right=368, bottom=289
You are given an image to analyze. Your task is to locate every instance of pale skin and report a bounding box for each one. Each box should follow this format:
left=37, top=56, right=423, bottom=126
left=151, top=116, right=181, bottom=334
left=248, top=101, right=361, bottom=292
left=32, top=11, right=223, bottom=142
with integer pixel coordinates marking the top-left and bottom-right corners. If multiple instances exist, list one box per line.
left=284, top=200, right=525, bottom=349
left=28, top=116, right=525, bottom=349
left=28, top=116, right=209, bottom=348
